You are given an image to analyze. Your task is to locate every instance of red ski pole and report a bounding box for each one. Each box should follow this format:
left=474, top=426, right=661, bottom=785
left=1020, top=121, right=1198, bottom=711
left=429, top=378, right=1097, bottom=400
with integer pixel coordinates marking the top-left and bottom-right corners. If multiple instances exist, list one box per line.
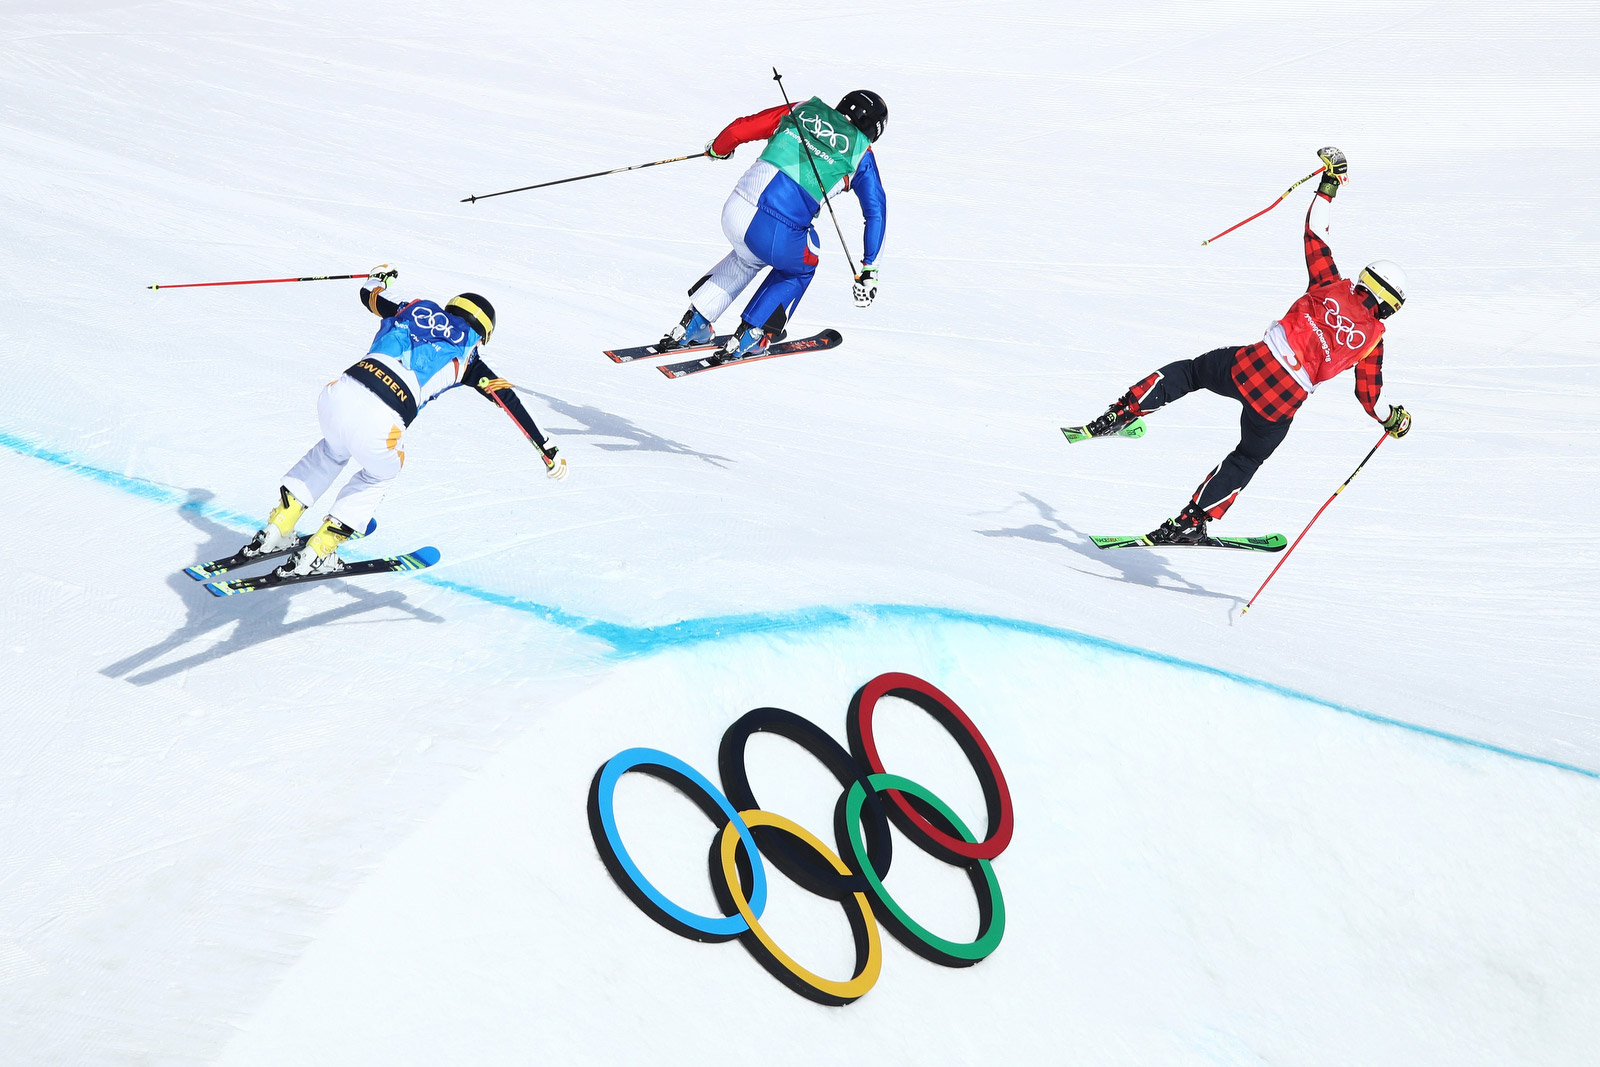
left=1240, top=430, right=1390, bottom=616
left=148, top=273, right=370, bottom=291
left=1201, top=167, right=1323, bottom=246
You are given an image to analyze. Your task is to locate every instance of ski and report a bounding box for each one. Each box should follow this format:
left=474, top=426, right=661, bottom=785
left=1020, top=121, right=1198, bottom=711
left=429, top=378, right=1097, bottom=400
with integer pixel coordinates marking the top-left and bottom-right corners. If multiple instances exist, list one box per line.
left=185, top=519, right=377, bottom=580
left=1061, top=418, right=1146, bottom=443
left=204, top=546, right=439, bottom=597
left=658, top=330, right=843, bottom=379
left=604, top=336, right=734, bottom=364
left=1091, top=533, right=1287, bottom=552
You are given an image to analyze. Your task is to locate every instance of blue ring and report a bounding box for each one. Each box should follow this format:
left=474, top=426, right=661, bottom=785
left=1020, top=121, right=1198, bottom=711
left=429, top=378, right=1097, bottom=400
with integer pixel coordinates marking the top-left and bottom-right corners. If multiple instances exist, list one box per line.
left=594, top=747, right=767, bottom=938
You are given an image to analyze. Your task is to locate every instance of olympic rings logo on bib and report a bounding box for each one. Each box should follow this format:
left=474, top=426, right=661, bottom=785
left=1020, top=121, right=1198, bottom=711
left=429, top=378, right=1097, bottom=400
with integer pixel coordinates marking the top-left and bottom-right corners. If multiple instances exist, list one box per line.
left=409, top=304, right=467, bottom=345
left=587, top=672, right=1014, bottom=1006
left=1321, top=297, right=1366, bottom=350
left=799, top=110, right=851, bottom=153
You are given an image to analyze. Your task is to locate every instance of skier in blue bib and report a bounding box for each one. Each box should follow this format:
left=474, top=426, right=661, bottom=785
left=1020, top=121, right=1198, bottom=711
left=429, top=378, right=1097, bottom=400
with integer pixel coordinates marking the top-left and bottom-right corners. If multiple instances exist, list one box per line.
left=242, top=266, right=567, bottom=578
left=659, top=90, right=888, bottom=361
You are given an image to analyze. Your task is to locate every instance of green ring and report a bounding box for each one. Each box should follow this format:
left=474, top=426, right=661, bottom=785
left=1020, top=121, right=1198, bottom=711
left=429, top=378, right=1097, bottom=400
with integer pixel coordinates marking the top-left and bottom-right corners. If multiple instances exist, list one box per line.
left=844, top=773, right=1005, bottom=964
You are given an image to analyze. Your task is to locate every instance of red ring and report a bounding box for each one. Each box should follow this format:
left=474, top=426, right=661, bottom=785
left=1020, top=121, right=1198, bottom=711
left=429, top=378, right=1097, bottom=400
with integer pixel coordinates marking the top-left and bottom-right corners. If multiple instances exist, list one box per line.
left=847, top=672, right=1013, bottom=861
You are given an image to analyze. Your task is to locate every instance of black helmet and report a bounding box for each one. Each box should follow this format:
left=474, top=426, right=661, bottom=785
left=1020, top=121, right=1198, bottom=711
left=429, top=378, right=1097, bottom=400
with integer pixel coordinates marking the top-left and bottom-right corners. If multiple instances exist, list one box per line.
left=446, top=292, right=495, bottom=343
left=836, top=90, right=887, bottom=142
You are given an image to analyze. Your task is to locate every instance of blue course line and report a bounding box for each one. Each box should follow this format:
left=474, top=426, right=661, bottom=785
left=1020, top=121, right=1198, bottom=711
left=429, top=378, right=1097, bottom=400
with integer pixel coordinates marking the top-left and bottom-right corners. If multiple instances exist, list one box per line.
left=0, top=429, right=263, bottom=530
left=5, top=427, right=1595, bottom=781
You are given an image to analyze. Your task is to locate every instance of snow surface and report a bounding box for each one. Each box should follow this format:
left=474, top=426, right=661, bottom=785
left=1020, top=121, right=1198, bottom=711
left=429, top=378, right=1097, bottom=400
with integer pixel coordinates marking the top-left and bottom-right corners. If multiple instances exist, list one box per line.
left=2, top=1, right=1598, bottom=1064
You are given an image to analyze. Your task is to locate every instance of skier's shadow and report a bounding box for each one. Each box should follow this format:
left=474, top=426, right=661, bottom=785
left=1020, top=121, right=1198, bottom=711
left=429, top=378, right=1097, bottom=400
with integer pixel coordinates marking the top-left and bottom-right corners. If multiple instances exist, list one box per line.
left=521, top=390, right=733, bottom=468
left=977, top=493, right=1243, bottom=605
left=101, top=490, right=445, bottom=687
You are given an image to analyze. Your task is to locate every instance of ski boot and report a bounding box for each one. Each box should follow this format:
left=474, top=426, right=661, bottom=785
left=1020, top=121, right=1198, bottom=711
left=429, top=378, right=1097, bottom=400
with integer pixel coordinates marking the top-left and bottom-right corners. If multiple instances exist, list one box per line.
left=243, top=487, right=306, bottom=558
left=659, top=307, right=715, bottom=351
left=713, top=321, right=771, bottom=364
left=1146, top=502, right=1211, bottom=546
left=275, top=516, right=355, bottom=578
left=1085, top=392, right=1143, bottom=438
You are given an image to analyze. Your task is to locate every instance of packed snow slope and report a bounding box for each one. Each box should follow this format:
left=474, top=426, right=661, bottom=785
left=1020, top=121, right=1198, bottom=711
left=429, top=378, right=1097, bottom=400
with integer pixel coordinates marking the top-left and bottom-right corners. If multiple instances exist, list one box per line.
left=2, top=1, right=1598, bottom=1064
left=4, top=0, right=1598, bottom=745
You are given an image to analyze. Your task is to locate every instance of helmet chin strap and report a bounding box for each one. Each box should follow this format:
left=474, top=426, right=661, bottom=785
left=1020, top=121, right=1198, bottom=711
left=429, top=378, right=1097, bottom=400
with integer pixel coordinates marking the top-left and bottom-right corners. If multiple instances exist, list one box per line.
left=1355, top=286, right=1394, bottom=320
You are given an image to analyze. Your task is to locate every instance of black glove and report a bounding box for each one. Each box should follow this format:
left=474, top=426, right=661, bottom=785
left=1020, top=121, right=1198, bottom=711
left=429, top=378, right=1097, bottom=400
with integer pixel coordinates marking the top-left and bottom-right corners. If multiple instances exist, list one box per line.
left=1381, top=404, right=1411, bottom=438
left=1317, top=146, right=1347, bottom=199
left=367, top=263, right=398, bottom=288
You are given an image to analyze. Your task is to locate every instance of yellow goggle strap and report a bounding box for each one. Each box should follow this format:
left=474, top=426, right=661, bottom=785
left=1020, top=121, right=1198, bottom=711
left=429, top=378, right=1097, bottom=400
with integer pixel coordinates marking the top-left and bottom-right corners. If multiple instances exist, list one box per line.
left=448, top=296, right=493, bottom=341
left=1359, top=271, right=1403, bottom=311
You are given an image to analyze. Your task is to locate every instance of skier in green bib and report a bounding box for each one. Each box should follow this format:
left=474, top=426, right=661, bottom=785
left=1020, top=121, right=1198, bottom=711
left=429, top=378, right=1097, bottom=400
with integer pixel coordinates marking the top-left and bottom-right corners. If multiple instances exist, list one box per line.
left=659, top=90, right=888, bottom=360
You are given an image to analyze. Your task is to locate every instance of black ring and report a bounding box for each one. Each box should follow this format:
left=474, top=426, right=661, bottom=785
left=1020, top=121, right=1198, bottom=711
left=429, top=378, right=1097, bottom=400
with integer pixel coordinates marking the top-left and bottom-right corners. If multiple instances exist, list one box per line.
left=718, top=707, right=893, bottom=897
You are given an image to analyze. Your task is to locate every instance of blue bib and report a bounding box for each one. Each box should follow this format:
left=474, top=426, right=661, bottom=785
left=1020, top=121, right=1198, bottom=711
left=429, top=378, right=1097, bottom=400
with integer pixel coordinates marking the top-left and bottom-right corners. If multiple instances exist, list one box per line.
left=367, top=299, right=481, bottom=383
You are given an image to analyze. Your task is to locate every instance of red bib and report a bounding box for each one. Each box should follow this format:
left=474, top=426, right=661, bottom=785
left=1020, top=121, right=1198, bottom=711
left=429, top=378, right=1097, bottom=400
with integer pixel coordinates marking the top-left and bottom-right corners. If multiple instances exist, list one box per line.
left=1277, top=278, right=1385, bottom=385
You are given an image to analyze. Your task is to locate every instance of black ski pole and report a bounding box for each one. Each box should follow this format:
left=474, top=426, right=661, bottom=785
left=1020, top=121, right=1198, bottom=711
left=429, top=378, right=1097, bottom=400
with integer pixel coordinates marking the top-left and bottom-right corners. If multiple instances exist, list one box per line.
left=148, top=272, right=370, bottom=291
left=771, top=68, right=861, bottom=279
left=462, top=152, right=710, bottom=204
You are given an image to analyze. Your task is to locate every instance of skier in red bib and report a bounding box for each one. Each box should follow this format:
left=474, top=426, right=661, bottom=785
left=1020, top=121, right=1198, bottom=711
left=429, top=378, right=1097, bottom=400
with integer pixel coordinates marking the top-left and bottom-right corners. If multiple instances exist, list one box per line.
left=1072, top=147, right=1412, bottom=545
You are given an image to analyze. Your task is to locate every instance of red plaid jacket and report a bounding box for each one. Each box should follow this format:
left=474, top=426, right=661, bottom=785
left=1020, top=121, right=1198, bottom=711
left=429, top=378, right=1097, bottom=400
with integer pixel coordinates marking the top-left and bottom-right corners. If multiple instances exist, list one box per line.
left=1230, top=196, right=1385, bottom=422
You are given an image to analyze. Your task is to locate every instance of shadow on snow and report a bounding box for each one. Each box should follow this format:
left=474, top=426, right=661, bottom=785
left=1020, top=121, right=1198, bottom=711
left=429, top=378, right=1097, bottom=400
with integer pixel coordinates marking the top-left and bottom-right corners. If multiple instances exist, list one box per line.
left=523, top=390, right=733, bottom=467
left=102, top=490, right=445, bottom=686
left=977, top=492, right=1242, bottom=606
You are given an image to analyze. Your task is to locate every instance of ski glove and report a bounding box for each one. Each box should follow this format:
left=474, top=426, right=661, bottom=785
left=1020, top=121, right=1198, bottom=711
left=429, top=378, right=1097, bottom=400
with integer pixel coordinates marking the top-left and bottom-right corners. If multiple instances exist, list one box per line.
left=543, top=447, right=569, bottom=481
left=368, top=264, right=398, bottom=288
left=1381, top=404, right=1412, bottom=438
left=853, top=264, right=879, bottom=308
left=705, top=139, right=733, bottom=160
left=1317, top=147, right=1348, bottom=199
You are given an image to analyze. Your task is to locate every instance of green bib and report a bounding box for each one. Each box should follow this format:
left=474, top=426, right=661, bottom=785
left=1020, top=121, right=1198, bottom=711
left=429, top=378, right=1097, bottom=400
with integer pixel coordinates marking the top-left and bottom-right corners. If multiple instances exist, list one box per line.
left=757, top=97, right=872, bottom=203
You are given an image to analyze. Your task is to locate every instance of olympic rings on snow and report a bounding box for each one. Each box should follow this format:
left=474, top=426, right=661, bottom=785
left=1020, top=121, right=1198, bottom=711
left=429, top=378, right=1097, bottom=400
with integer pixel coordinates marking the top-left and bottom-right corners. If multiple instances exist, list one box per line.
left=586, top=672, right=1014, bottom=1005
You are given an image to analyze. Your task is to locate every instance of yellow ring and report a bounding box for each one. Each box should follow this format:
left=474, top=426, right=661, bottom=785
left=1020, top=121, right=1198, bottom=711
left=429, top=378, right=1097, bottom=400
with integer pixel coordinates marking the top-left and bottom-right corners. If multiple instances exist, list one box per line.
left=718, top=810, right=881, bottom=1004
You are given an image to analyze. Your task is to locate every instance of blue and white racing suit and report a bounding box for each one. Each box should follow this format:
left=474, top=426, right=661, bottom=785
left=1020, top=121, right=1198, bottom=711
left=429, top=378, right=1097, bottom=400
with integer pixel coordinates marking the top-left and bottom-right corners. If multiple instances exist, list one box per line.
left=691, top=106, right=887, bottom=333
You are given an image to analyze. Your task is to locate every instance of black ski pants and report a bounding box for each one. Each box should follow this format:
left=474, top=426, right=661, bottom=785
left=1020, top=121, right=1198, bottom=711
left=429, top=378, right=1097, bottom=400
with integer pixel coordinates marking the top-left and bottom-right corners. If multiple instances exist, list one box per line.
left=1128, top=346, right=1293, bottom=519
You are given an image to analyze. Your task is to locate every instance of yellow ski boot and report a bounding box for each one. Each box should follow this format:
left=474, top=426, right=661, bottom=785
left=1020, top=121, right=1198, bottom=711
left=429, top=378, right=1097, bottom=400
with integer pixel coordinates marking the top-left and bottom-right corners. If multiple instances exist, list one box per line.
left=276, top=516, right=354, bottom=578
left=244, top=487, right=306, bottom=557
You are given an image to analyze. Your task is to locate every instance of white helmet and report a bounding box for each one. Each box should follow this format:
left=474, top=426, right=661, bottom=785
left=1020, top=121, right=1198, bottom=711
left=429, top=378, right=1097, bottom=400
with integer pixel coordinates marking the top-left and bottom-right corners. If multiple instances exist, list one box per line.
left=1357, top=260, right=1407, bottom=319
